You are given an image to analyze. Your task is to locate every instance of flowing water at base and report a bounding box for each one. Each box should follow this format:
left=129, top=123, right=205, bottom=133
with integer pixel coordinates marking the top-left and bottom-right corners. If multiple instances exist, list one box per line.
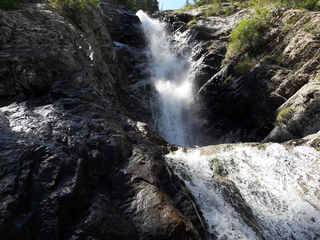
left=166, top=144, right=320, bottom=240
left=136, top=10, right=320, bottom=240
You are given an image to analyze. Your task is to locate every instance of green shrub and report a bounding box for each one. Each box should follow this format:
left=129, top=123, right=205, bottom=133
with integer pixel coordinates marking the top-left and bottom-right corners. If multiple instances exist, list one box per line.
left=0, top=0, right=19, bottom=10
left=50, top=0, right=99, bottom=11
left=296, top=0, right=320, bottom=10
left=224, top=7, right=270, bottom=63
left=204, top=4, right=222, bottom=16
left=223, top=4, right=236, bottom=15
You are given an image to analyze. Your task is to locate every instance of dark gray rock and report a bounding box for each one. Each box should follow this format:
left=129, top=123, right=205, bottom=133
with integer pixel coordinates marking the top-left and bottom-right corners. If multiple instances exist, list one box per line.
left=0, top=2, right=206, bottom=239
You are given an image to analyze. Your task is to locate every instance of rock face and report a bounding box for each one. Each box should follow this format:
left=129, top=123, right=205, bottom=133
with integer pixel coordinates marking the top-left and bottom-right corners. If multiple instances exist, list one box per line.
left=153, top=7, right=320, bottom=144
left=0, top=1, right=206, bottom=239
left=2, top=1, right=320, bottom=239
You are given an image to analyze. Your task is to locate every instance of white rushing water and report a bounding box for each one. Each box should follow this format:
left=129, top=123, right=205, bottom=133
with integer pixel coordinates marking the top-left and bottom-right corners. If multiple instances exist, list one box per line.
left=136, top=10, right=198, bottom=146
left=136, top=10, right=320, bottom=240
left=166, top=144, right=320, bottom=240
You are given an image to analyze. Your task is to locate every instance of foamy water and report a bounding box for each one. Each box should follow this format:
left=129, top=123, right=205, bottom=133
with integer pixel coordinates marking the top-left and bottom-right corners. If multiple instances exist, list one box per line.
left=166, top=144, right=320, bottom=239
left=136, top=10, right=198, bottom=146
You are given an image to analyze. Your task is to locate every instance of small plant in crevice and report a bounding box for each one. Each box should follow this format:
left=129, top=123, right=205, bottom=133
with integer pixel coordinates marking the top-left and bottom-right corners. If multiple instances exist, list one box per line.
left=275, top=54, right=284, bottom=65
left=304, top=23, right=319, bottom=34
left=207, top=42, right=218, bottom=50
left=187, top=18, right=197, bottom=26
left=274, top=107, right=295, bottom=127
left=223, top=76, right=232, bottom=85
left=282, top=23, right=294, bottom=32
left=234, top=54, right=257, bottom=75
left=262, top=55, right=277, bottom=64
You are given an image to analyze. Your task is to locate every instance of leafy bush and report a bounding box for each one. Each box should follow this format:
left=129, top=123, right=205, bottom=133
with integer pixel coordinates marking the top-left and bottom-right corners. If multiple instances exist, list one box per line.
left=0, top=0, right=19, bottom=10
left=50, top=0, right=99, bottom=11
left=224, top=7, right=270, bottom=63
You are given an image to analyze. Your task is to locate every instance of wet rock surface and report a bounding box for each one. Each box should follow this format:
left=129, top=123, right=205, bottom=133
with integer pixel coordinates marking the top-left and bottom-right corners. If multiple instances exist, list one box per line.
left=0, top=1, right=206, bottom=239
left=154, top=8, right=320, bottom=144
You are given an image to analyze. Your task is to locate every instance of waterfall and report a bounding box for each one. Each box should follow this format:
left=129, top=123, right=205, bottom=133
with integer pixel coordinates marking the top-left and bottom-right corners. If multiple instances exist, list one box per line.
left=136, top=10, right=198, bottom=147
left=166, top=144, right=320, bottom=239
left=136, top=10, right=320, bottom=240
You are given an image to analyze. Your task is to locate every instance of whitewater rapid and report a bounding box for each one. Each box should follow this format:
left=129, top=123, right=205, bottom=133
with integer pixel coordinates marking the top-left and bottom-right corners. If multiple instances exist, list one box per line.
left=136, top=10, right=320, bottom=240
left=166, top=144, right=320, bottom=240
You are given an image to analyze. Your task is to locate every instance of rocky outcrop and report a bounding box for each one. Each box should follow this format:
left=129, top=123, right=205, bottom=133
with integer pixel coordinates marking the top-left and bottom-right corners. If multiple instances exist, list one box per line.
left=154, top=7, right=320, bottom=144
left=0, top=1, right=206, bottom=239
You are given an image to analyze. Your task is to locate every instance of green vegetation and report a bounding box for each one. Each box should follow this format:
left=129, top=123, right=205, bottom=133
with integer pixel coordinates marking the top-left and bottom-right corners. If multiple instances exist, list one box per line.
left=203, top=3, right=221, bottom=16
left=304, top=23, right=320, bottom=34
left=282, top=23, right=294, bottom=32
left=187, top=19, right=197, bottom=25
left=114, top=0, right=159, bottom=13
left=207, top=42, right=218, bottom=50
left=50, top=0, right=100, bottom=11
left=275, top=54, right=284, bottom=65
left=296, top=0, right=320, bottom=10
left=180, top=0, right=320, bottom=11
left=274, top=107, right=295, bottom=126
left=262, top=55, right=277, bottom=64
left=234, top=55, right=256, bottom=75
left=0, top=0, right=19, bottom=10
left=316, top=72, right=320, bottom=81
left=224, top=7, right=270, bottom=64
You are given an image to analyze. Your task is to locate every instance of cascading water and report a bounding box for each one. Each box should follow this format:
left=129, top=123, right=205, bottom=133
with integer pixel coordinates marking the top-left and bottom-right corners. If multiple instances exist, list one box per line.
left=136, top=10, right=198, bottom=147
left=166, top=144, right=320, bottom=239
left=136, top=10, right=320, bottom=240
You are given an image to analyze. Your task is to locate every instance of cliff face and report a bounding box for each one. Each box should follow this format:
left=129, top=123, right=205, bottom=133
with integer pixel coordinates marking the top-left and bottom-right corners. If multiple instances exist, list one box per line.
left=154, top=6, right=320, bottom=145
left=0, top=1, right=206, bottom=239
left=1, top=1, right=320, bottom=239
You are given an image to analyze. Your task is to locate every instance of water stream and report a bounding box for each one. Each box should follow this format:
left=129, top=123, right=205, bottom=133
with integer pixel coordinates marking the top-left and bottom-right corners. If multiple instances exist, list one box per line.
left=137, top=10, right=199, bottom=146
left=136, top=11, right=320, bottom=240
left=166, top=144, right=320, bottom=239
